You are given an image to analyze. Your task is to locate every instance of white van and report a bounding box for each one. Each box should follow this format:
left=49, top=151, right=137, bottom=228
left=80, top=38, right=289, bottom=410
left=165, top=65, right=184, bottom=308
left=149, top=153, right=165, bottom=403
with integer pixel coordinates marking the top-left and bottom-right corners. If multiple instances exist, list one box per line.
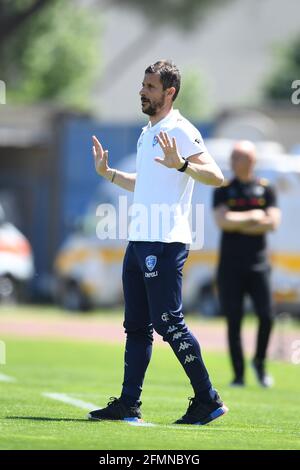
left=0, top=205, right=34, bottom=303
left=54, top=139, right=300, bottom=316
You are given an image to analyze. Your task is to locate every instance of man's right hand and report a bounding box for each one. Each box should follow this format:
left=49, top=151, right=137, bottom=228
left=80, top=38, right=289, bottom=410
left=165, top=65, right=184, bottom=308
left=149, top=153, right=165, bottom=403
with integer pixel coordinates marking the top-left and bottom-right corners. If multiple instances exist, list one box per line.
left=92, top=135, right=110, bottom=177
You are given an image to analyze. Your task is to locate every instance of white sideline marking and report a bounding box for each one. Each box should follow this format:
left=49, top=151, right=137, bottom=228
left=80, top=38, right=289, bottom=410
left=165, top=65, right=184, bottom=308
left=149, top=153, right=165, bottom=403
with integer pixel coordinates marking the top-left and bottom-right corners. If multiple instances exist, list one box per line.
left=43, top=393, right=99, bottom=410
left=42, top=393, right=158, bottom=426
left=0, top=373, right=17, bottom=383
left=42, top=392, right=226, bottom=430
left=126, top=421, right=156, bottom=427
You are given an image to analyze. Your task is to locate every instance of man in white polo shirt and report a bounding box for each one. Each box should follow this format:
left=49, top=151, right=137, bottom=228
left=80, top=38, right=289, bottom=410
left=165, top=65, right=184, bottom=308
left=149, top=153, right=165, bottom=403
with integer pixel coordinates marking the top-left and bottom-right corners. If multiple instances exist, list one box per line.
left=88, top=60, right=228, bottom=425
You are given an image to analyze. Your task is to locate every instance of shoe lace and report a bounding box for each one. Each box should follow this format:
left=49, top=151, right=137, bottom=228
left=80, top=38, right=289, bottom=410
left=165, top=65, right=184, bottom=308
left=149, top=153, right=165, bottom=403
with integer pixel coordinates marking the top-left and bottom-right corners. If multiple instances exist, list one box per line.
left=186, top=396, right=199, bottom=414
left=107, top=397, right=120, bottom=407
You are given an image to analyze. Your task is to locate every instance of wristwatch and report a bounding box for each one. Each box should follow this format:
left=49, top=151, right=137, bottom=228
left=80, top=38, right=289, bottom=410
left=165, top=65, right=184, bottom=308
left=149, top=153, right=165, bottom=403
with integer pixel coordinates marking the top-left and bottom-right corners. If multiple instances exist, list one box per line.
left=177, top=158, right=189, bottom=172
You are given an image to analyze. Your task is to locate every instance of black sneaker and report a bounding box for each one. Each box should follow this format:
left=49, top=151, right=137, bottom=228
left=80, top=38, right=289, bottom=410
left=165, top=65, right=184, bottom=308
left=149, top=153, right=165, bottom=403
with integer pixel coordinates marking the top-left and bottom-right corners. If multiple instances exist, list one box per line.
left=252, top=359, right=274, bottom=388
left=87, top=397, right=142, bottom=422
left=174, top=391, right=228, bottom=425
left=230, top=377, right=245, bottom=387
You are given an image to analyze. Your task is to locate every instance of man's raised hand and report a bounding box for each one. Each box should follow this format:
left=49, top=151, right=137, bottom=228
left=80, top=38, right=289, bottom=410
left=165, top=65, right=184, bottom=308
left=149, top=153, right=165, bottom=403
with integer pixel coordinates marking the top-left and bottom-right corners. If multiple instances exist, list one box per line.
left=92, top=135, right=109, bottom=176
left=155, top=131, right=185, bottom=170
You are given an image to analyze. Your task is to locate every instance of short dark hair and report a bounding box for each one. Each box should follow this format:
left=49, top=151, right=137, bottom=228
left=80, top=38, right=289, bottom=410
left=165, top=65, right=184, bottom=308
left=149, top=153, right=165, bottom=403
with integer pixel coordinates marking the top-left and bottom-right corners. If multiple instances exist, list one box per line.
left=145, top=60, right=181, bottom=101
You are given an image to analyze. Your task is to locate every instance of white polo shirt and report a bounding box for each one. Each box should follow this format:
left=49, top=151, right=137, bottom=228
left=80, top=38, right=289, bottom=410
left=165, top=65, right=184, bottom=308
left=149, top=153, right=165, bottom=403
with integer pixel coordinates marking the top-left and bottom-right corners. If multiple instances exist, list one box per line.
left=128, top=109, right=206, bottom=243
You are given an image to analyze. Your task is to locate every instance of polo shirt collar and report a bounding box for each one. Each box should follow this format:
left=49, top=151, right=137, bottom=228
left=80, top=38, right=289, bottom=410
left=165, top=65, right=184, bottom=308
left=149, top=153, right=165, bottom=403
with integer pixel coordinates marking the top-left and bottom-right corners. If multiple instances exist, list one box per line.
left=143, top=109, right=179, bottom=133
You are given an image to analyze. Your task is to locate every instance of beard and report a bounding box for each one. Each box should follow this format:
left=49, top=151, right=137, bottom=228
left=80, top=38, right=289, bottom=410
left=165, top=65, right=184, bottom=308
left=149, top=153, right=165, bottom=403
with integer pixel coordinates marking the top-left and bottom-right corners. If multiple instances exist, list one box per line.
left=141, top=94, right=166, bottom=116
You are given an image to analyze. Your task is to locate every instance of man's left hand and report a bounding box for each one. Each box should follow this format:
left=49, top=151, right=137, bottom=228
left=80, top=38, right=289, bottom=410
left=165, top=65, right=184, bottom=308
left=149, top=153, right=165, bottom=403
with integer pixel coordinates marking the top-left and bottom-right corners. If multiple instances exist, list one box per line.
left=155, top=131, right=185, bottom=170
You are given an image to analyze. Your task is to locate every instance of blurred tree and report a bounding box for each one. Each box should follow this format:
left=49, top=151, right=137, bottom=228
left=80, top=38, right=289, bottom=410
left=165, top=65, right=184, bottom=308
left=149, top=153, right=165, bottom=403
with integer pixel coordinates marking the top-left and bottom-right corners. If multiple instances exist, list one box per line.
left=0, top=0, right=51, bottom=43
left=0, top=0, right=101, bottom=108
left=175, top=69, right=212, bottom=120
left=264, top=35, right=300, bottom=103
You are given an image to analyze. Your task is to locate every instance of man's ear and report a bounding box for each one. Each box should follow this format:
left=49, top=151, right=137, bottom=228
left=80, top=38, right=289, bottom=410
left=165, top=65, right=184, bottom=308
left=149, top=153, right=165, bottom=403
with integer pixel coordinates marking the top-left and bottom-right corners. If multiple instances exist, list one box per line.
left=167, top=87, right=176, bottom=99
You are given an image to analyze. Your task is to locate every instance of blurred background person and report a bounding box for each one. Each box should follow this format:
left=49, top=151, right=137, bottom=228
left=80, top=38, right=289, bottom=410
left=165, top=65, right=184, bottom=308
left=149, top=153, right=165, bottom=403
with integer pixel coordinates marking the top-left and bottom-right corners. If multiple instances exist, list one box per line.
left=213, top=141, right=281, bottom=387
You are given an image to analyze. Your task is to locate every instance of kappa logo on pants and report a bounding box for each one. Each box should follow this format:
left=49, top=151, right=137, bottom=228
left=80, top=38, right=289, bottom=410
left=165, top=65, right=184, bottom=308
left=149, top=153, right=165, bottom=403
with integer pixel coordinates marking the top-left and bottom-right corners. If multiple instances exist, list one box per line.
left=184, top=354, right=197, bottom=364
left=145, top=255, right=158, bottom=278
left=167, top=326, right=177, bottom=334
left=178, top=342, right=192, bottom=352
left=172, top=331, right=183, bottom=341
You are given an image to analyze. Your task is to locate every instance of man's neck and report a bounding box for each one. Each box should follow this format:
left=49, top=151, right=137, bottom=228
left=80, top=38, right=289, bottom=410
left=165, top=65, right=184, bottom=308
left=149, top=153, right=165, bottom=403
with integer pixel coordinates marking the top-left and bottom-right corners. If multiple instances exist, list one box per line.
left=235, top=174, right=254, bottom=183
left=149, top=106, right=173, bottom=126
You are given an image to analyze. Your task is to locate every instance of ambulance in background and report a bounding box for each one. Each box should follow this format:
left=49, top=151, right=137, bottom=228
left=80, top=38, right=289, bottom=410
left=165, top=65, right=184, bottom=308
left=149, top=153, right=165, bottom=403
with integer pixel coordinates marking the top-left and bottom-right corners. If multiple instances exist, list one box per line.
left=0, top=204, right=34, bottom=303
left=54, top=139, right=300, bottom=317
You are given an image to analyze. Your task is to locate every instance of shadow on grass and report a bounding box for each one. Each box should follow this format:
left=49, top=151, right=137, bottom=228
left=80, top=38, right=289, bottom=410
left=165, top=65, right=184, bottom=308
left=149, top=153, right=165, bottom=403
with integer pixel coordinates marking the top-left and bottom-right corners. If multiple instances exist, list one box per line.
left=5, top=416, right=94, bottom=423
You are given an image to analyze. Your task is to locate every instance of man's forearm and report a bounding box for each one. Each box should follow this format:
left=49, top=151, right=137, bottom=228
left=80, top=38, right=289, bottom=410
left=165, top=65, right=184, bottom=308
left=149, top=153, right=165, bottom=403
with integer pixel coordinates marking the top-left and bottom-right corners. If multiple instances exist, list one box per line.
left=239, top=217, right=276, bottom=235
left=216, top=210, right=262, bottom=231
left=185, top=161, right=224, bottom=186
left=102, top=169, right=136, bottom=192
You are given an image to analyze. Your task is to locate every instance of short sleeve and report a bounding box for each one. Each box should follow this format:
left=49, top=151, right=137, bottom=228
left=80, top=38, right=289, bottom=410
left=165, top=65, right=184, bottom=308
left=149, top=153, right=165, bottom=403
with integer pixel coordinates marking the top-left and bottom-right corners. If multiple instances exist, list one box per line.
left=212, top=187, right=227, bottom=208
left=264, top=185, right=277, bottom=208
left=171, top=126, right=207, bottom=159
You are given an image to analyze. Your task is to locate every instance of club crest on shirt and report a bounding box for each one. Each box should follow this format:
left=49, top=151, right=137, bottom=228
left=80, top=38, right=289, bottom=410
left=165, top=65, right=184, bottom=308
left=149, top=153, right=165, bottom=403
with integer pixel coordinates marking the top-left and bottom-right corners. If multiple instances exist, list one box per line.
left=152, top=136, right=159, bottom=147
left=145, top=255, right=157, bottom=271
left=253, top=185, right=264, bottom=196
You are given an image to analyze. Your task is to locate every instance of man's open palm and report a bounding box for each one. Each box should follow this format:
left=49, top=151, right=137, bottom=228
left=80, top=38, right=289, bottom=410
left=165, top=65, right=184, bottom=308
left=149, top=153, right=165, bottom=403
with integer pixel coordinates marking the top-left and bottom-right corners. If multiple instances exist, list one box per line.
left=92, top=135, right=109, bottom=176
left=155, top=131, right=184, bottom=170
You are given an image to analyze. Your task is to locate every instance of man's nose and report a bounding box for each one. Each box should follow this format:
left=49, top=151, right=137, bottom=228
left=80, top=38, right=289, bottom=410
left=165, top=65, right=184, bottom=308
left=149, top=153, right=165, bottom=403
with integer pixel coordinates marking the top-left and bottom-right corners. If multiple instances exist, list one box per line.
left=140, top=85, right=147, bottom=96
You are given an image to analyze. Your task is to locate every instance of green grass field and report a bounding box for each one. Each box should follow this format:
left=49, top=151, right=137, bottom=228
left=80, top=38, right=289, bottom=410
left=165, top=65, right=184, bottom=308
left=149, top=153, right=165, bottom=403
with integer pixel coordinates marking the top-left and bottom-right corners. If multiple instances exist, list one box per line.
left=1, top=334, right=300, bottom=450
